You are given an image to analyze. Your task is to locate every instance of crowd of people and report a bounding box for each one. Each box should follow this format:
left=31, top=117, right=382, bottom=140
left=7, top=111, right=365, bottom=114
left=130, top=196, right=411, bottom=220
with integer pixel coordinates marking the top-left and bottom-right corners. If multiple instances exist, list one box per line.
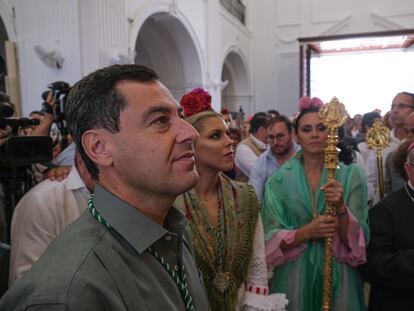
left=0, top=64, right=413, bottom=310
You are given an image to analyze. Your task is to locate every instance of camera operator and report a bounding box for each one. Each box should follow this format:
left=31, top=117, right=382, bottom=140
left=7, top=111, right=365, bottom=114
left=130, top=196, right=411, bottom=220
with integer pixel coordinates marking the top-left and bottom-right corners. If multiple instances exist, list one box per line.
left=35, top=82, right=75, bottom=168
left=30, top=91, right=55, bottom=137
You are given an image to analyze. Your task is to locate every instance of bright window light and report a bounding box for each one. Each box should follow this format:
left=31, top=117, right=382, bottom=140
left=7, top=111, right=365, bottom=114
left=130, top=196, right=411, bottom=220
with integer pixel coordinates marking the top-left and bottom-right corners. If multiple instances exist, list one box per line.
left=310, top=49, right=414, bottom=117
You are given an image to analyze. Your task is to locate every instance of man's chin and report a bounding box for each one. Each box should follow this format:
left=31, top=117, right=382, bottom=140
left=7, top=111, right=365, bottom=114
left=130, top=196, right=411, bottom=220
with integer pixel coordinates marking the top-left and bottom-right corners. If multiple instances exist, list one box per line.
left=274, top=147, right=291, bottom=156
left=181, top=170, right=199, bottom=192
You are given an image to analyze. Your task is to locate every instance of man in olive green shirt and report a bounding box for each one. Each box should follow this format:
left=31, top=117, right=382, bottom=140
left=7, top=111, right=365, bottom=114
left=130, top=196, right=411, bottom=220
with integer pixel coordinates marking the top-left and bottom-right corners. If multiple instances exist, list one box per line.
left=0, top=65, right=210, bottom=310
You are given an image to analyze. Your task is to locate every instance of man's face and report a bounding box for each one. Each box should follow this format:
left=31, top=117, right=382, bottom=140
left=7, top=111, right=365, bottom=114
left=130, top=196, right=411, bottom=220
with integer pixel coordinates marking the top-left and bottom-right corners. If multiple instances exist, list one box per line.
left=106, top=80, right=199, bottom=198
left=404, top=112, right=414, bottom=140
left=391, top=93, right=414, bottom=127
left=267, top=122, right=292, bottom=157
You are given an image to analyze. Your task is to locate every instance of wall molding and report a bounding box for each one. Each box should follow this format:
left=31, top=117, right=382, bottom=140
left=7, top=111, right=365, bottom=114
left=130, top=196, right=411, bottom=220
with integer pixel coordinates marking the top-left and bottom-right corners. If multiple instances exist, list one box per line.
left=370, top=12, right=405, bottom=30
left=319, top=14, right=352, bottom=35
left=218, top=6, right=252, bottom=38
left=275, top=31, right=303, bottom=44
left=128, top=0, right=206, bottom=84
left=0, top=0, right=16, bottom=40
left=275, top=0, right=301, bottom=27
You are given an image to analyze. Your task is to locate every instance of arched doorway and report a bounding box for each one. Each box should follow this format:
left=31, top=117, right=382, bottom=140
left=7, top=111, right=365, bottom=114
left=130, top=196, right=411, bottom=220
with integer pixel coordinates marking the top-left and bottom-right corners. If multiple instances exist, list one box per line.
left=221, top=50, right=252, bottom=115
left=0, top=16, right=8, bottom=92
left=135, top=13, right=203, bottom=101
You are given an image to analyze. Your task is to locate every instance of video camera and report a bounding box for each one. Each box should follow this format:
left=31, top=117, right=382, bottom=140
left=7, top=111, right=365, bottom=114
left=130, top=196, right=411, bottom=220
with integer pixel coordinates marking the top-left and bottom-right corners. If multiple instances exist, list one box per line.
left=0, top=100, right=52, bottom=166
left=0, top=101, right=40, bottom=132
left=41, top=81, right=71, bottom=118
left=41, top=81, right=71, bottom=150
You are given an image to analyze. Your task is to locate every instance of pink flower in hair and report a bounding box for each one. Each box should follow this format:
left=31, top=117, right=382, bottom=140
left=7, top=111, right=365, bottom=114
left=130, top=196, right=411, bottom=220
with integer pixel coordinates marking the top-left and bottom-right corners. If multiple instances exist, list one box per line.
left=297, top=96, right=324, bottom=112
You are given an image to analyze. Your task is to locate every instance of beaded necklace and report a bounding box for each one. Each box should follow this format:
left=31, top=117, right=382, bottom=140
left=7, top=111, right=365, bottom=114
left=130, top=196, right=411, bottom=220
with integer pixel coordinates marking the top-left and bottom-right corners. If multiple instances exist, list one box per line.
left=87, top=195, right=195, bottom=311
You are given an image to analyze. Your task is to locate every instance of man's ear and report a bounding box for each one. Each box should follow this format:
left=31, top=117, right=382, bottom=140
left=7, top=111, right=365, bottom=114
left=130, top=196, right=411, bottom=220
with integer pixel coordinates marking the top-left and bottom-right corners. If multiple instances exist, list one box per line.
left=81, top=129, right=113, bottom=168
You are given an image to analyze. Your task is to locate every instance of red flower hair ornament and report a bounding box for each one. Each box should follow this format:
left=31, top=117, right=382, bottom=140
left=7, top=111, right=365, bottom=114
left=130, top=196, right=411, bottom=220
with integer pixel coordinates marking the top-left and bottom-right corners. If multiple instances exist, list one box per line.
left=297, top=96, right=324, bottom=112
left=180, top=88, right=212, bottom=117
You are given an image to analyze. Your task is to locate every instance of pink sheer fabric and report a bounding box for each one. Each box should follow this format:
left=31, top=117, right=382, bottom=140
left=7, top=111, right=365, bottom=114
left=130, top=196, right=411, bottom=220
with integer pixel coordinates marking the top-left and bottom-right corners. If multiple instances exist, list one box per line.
left=265, top=230, right=306, bottom=268
left=265, top=206, right=366, bottom=268
left=333, top=206, right=366, bottom=267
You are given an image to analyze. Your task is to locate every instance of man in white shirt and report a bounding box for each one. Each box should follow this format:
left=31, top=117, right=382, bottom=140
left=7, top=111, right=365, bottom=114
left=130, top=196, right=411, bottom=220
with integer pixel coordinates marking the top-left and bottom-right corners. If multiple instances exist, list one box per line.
left=235, top=113, right=268, bottom=181
left=9, top=151, right=94, bottom=283
left=366, top=92, right=414, bottom=203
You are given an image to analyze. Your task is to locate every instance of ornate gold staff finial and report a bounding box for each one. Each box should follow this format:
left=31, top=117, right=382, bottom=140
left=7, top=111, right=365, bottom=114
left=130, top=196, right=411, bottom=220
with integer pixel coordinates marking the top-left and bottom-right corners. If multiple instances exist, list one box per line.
left=319, top=97, right=348, bottom=311
left=366, top=119, right=391, bottom=199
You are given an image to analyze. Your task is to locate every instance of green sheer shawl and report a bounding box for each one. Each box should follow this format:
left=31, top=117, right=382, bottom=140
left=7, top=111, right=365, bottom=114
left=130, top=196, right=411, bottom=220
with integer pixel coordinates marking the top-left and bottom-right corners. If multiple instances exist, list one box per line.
left=174, top=173, right=259, bottom=311
left=261, top=151, right=369, bottom=311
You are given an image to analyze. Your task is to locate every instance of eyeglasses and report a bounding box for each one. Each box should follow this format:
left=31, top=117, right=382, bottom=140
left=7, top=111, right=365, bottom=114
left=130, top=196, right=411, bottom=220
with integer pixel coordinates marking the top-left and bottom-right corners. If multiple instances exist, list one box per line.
left=267, top=133, right=286, bottom=141
left=391, top=103, right=414, bottom=110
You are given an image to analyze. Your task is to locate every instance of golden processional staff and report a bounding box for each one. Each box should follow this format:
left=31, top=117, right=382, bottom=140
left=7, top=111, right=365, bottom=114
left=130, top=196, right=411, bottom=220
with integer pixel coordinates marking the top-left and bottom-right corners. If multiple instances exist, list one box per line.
left=366, top=119, right=391, bottom=199
left=319, top=97, right=348, bottom=311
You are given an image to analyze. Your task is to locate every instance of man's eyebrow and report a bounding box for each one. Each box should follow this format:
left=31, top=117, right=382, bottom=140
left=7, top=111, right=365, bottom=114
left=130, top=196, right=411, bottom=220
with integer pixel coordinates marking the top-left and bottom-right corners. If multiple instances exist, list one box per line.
left=142, top=106, right=173, bottom=119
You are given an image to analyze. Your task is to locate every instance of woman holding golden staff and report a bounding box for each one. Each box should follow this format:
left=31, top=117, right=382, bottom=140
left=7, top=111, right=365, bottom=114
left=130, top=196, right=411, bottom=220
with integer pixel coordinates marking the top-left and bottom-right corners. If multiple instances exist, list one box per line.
left=261, top=97, right=369, bottom=310
left=175, top=88, right=288, bottom=311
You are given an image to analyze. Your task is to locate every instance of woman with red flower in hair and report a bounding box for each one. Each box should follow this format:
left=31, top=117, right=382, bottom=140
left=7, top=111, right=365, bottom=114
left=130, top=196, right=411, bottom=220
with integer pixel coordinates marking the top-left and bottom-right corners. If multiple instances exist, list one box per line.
left=175, top=88, right=288, bottom=311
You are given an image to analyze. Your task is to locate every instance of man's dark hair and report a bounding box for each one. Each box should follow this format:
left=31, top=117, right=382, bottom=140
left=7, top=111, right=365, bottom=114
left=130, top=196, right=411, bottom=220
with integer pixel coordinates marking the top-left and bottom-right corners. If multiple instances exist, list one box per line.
left=361, top=111, right=381, bottom=133
left=249, top=112, right=267, bottom=134
left=266, top=115, right=292, bottom=133
left=267, top=109, right=280, bottom=117
left=66, top=64, right=159, bottom=180
left=29, top=110, right=42, bottom=116
left=400, top=92, right=414, bottom=105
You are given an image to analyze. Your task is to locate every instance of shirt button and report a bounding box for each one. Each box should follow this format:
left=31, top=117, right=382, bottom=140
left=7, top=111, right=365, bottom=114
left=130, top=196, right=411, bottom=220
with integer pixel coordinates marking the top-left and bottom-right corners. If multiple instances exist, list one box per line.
left=165, top=235, right=172, bottom=241
left=173, top=265, right=179, bottom=271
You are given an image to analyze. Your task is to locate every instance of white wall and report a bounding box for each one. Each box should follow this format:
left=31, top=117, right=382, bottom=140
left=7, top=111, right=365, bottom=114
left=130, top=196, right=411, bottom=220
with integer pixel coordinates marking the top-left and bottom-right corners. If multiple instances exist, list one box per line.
left=11, top=0, right=83, bottom=115
left=0, top=0, right=254, bottom=116
left=5, top=0, right=412, bottom=118
left=251, top=0, right=414, bottom=117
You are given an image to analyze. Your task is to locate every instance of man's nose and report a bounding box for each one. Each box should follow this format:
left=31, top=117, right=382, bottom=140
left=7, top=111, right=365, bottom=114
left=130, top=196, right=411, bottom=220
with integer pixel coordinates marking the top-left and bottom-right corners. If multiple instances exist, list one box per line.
left=177, top=118, right=198, bottom=144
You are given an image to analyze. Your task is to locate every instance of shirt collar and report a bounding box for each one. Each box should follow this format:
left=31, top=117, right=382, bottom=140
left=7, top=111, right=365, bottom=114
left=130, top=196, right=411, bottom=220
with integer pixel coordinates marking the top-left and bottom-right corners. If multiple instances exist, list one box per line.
left=93, top=185, right=188, bottom=254
left=390, top=128, right=405, bottom=144
left=250, top=134, right=267, bottom=150
left=66, top=165, right=87, bottom=191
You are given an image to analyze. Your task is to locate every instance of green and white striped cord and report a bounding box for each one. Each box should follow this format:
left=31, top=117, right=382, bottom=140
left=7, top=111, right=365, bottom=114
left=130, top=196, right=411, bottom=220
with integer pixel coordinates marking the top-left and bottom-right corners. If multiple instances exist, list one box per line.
left=87, top=194, right=195, bottom=311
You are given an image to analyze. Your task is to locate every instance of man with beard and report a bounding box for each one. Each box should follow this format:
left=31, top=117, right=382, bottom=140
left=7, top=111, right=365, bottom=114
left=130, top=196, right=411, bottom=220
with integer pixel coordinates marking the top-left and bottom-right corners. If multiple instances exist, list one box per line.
left=249, top=115, right=300, bottom=201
